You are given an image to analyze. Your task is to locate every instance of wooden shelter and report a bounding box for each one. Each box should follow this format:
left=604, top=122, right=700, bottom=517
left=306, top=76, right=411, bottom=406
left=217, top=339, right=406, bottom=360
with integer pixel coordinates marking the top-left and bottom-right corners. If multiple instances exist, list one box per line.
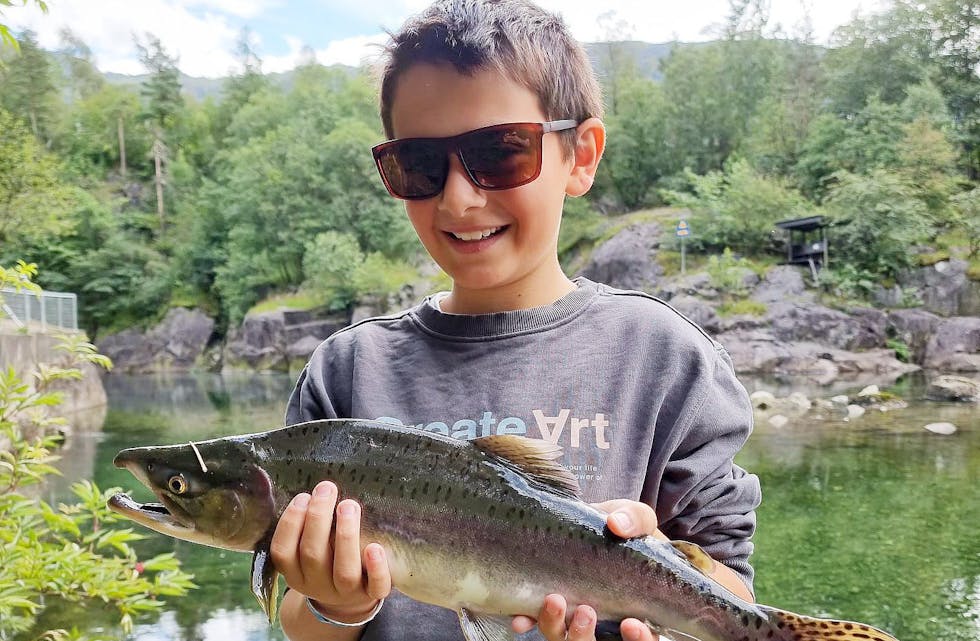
left=775, top=215, right=828, bottom=281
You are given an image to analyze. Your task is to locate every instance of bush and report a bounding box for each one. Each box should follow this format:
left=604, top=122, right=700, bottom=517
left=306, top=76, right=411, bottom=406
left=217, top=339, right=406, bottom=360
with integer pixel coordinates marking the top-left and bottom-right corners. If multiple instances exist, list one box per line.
left=1, top=264, right=195, bottom=640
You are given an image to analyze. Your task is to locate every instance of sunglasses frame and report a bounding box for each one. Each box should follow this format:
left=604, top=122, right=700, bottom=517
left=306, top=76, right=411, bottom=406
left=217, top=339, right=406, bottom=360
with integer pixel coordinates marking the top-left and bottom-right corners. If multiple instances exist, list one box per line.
left=371, top=119, right=579, bottom=201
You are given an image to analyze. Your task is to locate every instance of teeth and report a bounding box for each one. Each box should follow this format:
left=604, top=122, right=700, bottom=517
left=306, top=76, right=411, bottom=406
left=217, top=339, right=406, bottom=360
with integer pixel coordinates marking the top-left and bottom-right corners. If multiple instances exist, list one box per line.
left=451, top=227, right=501, bottom=241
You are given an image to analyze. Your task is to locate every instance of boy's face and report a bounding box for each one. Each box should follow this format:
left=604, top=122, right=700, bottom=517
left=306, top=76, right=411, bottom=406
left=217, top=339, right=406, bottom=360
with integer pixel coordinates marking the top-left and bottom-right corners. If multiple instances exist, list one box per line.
left=389, top=63, right=577, bottom=309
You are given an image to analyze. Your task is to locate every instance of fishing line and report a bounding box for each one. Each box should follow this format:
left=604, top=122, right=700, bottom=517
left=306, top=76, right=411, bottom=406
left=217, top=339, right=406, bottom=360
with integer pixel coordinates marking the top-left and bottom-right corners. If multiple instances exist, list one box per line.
left=189, top=441, right=209, bottom=473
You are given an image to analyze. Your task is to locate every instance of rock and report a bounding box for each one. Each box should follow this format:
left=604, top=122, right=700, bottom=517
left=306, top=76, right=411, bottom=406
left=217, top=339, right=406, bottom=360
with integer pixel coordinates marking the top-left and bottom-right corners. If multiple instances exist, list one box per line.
left=887, top=309, right=942, bottom=364
left=857, top=385, right=879, bottom=397
left=223, top=310, right=347, bottom=372
left=580, top=222, right=663, bottom=292
left=749, top=390, right=777, bottom=409
left=669, top=295, right=720, bottom=333
left=767, top=302, right=886, bottom=351
left=768, top=414, right=789, bottom=428
left=923, top=316, right=980, bottom=372
left=846, top=404, right=865, bottom=419
left=751, top=265, right=811, bottom=303
left=899, top=259, right=980, bottom=317
left=830, top=395, right=849, bottom=405
left=926, top=375, right=980, bottom=402
left=98, top=308, right=215, bottom=374
left=786, top=392, right=812, bottom=412
left=923, top=422, right=957, bottom=435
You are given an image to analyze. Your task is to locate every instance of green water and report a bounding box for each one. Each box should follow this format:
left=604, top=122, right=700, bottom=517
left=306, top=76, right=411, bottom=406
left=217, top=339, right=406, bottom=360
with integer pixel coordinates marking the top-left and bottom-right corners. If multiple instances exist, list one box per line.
left=30, top=373, right=980, bottom=641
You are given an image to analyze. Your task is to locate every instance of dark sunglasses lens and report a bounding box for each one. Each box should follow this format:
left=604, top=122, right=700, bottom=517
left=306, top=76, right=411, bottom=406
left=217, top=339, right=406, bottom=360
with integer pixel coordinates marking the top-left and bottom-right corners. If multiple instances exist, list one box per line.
left=459, top=124, right=541, bottom=189
left=378, top=140, right=448, bottom=199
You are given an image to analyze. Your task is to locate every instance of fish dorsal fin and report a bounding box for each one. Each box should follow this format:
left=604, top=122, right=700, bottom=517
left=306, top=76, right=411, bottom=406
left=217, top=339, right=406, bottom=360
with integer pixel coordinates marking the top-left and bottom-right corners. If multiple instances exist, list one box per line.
left=471, top=435, right=581, bottom=499
left=670, top=540, right=717, bottom=576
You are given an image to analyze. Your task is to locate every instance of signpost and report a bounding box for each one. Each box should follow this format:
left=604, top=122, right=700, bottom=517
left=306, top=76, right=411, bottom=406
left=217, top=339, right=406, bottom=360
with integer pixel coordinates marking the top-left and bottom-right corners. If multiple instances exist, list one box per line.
left=675, top=220, right=691, bottom=275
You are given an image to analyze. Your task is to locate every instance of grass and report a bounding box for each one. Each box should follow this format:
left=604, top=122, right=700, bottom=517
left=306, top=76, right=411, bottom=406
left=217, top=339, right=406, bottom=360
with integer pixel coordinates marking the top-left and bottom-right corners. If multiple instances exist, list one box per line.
left=717, top=299, right=768, bottom=317
left=248, top=291, right=324, bottom=315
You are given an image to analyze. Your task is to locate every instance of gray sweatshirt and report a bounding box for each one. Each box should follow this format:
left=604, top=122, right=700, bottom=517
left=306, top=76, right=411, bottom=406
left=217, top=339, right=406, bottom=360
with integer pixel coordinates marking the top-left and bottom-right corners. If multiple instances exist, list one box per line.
left=285, top=278, right=761, bottom=641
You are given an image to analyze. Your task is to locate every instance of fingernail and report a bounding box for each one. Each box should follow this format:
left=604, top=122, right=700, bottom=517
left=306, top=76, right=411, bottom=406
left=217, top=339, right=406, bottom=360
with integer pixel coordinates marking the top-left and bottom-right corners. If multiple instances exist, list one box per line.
left=546, top=599, right=562, bottom=617
left=314, top=482, right=335, bottom=497
left=573, top=607, right=593, bottom=628
left=612, top=511, right=632, bottom=532
left=366, top=545, right=383, bottom=562
left=337, top=501, right=358, bottom=517
left=292, top=493, right=310, bottom=508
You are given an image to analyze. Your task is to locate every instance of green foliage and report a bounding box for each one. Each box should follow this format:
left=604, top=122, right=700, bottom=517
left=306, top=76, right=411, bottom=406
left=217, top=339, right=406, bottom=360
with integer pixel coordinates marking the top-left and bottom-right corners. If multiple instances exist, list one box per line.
left=886, top=337, right=911, bottom=363
left=0, top=29, right=56, bottom=140
left=950, top=187, right=980, bottom=257
left=706, top=248, right=755, bottom=297
left=0, top=108, right=78, bottom=246
left=717, top=298, right=767, bottom=317
left=0, top=263, right=195, bottom=640
left=662, top=159, right=813, bottom=256
left=823, top=170, right=934, bottom=279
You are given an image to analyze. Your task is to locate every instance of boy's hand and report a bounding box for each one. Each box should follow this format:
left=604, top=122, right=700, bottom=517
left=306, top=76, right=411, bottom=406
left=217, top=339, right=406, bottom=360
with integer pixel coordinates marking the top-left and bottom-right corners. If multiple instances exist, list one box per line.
left=270, top=481, right=391, bottom=624
left=511, top=499, right=662, bottom=641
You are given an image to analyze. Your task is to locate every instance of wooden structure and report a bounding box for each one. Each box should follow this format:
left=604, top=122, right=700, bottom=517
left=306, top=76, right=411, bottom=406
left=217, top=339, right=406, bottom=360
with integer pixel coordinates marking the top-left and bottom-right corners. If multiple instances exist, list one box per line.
left=775, top=215, right=828, bottom=281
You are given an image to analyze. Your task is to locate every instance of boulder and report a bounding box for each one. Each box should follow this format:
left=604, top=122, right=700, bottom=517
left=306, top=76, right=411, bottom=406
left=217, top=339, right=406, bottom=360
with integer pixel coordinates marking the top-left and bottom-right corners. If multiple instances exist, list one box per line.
left=669, top=295, right=720, bottom=333
left=767, top=302, right=886, bottom=351
left=926, top=375, right=980, bottom=402
left=581, top=222, right=663, bottom=292
left=223, top=310, right=347, bottom=372
left=887, top=309, right=942, bottom=364
left=751, top=265, right=811, bottom=303
left=923, top=316, right=980, bottom=372
left=899, top=259, right=980, bottom=317
left=98, top=308, right=215, bottom=373
left=923, top=422, right=957, bottom=435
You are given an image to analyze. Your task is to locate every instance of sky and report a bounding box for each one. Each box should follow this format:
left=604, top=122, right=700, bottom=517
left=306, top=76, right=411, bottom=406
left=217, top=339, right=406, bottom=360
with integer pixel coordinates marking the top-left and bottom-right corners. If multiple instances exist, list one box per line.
left=5, top=0, right=888, bottom=78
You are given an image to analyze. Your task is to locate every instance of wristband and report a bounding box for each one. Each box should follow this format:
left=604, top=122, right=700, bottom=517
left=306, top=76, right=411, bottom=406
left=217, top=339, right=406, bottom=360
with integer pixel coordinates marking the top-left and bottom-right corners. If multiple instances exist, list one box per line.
left=305, top=596, right=384, bottom=627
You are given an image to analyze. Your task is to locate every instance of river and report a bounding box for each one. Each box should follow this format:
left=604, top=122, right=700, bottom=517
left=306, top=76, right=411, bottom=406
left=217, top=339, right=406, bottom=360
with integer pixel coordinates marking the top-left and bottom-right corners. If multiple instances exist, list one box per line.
left=27, top=372, right=980, bottom=641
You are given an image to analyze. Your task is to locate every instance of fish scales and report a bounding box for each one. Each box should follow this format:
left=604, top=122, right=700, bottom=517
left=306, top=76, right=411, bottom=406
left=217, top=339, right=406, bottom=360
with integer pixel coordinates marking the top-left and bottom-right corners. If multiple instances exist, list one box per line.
left=107, top=419, right=901, bottom=641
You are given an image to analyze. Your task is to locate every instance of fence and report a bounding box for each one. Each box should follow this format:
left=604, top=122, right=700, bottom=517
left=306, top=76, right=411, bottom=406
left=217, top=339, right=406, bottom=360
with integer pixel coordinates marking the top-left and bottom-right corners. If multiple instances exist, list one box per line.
left=0, top=287, right=78, bottom=332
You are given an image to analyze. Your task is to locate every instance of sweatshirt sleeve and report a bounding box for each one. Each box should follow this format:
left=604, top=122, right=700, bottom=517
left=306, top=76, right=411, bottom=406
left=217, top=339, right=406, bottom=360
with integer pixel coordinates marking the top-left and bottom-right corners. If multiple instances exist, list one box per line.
left=655, top=346, right=762, bottom=592
left=284, top=337, right=351, bottom=425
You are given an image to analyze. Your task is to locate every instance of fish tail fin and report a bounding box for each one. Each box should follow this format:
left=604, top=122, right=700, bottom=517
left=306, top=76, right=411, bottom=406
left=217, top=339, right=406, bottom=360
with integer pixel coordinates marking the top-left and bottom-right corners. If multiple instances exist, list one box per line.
left=759, top=606, right=900, bottom=641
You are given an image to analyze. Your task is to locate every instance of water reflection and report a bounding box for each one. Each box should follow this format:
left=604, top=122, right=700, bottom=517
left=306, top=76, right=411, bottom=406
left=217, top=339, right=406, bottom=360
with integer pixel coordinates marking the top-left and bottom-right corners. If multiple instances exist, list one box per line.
left=33, top=372, right=980, bottom=641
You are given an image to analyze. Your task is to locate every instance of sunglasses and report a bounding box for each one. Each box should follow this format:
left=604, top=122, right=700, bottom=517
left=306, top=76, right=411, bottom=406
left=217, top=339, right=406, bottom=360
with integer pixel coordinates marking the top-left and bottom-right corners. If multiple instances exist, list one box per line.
left=371, top=120, right=579, bottom=200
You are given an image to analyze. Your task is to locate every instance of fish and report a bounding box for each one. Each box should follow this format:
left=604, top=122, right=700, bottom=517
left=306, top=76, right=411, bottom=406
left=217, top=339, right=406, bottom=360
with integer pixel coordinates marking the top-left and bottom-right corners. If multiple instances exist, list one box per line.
left=107, top=418, right=900, bottom=641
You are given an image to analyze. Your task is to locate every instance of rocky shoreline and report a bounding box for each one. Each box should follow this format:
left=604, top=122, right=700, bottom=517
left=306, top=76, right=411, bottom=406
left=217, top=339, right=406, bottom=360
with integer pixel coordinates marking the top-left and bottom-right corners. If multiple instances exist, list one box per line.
left=96, top=221, right=979, bottom=390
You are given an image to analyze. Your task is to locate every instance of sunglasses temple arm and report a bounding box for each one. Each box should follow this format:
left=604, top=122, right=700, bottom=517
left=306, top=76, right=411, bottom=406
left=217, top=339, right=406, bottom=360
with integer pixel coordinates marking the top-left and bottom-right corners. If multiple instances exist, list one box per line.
left=542, top=119, right=579, bottom=134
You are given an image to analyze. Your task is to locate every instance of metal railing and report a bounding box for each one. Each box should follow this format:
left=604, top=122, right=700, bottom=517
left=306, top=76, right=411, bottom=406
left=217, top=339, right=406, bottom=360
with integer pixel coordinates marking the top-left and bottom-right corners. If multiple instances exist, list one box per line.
left=0, top=287, right=78, bottom=331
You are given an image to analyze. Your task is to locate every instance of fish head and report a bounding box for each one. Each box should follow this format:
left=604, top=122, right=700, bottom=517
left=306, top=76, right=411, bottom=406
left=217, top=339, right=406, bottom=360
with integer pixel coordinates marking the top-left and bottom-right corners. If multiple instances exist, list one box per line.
left=108, top=439, right=277, bottom=552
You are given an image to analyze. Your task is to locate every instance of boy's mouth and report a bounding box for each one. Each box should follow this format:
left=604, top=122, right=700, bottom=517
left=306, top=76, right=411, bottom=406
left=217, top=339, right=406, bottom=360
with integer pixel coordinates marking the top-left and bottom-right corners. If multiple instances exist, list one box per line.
left=446, top=226, right=508, bottom=242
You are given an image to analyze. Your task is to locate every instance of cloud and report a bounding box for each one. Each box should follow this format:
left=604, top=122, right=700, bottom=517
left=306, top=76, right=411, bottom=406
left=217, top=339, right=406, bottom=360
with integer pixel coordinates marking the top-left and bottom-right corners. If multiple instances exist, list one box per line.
left=262, top=32, right=391, bottom=72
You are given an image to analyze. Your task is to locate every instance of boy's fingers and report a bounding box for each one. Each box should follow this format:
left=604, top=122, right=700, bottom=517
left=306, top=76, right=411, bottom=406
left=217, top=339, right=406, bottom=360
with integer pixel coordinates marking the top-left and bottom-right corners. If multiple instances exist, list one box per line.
left=593, top=500, right=661, bottom=539
left=270, top=492, right=310, bottom=586
left=567, top=604, right=597, bottom=641
left=363, top=543, right=392, bottom=601
left=298, top=482, right=337, bottom=575
left=332, top=499, right=364, bottom=592
left=511, top=615, right=536, bottom=634
left=536, top=594, right=568, bottom=641
left=621, top=618, right=659, bottom=641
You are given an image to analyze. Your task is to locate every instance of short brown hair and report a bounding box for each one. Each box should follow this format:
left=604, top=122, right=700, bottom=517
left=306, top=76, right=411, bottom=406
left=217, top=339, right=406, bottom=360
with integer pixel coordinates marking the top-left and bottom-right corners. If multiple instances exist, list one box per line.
left=378, top=0, right=603, bottom=158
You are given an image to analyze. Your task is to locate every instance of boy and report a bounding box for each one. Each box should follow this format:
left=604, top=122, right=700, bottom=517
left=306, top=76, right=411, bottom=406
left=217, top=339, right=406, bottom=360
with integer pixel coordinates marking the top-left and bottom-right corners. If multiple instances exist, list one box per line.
left=270, top=1, right=761, bottom=640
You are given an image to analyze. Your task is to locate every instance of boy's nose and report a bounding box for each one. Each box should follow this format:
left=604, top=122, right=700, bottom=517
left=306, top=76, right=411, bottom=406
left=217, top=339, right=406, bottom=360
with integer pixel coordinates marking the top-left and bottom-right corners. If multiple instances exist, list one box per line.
left=438, top=153, right=487, bottom=215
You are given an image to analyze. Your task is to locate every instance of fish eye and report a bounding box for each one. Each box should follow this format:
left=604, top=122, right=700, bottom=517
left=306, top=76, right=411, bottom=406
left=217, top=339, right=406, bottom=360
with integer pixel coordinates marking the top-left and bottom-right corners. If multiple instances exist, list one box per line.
left=167, top=474, right=188, bottom=494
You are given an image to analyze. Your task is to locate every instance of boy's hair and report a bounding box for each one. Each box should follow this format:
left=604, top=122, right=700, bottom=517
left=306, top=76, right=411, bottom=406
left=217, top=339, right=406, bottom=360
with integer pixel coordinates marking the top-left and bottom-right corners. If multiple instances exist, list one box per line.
left=378, top=0, right=603, bottom=159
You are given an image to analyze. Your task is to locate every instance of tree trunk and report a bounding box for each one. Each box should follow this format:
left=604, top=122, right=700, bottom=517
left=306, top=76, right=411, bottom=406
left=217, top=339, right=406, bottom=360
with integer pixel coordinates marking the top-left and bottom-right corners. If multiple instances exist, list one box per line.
left=153, top=134, right=165, bottom=236
left=118, top=116, right=127, bottom=177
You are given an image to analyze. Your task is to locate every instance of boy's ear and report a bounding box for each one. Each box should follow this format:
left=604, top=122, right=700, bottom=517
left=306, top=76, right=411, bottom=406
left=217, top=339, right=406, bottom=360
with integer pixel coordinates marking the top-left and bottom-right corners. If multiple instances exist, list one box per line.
left=565, top=117, right=605, bottom=197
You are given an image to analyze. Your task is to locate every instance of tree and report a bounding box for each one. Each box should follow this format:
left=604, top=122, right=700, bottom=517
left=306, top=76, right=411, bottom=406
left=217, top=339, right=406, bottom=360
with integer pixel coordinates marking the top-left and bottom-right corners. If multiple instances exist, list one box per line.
left=136, top=33, right=183, bottom=236
left=0, top=29, right=56, bottom=140
left=0, top=0, right=48, bottom=53
left=0, top=108, right=76, bottom=246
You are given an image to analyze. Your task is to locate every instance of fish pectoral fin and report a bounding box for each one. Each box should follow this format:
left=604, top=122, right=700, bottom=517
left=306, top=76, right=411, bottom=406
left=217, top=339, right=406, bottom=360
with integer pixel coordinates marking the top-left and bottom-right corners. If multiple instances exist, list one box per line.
left=251, top=543, right=280, bottom=624
left=471, top=435, right=581, bottom=499
left=669, top=540, right=717, bottom=576
left=457, top=608, right=515, bottom=641
left=759, top=606, right=900, bottom=641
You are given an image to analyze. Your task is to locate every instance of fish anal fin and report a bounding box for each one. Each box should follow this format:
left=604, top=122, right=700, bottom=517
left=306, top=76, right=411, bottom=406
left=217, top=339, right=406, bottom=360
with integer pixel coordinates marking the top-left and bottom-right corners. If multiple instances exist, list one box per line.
left=760, top=606, right=900, bottom=641
left=472, top=435, right=581, bottom=499
left=251, top=542, right=280, bottom=623
left=457, top=608, right=515, bottom=641
left=669, top=540, right=717, bottom=576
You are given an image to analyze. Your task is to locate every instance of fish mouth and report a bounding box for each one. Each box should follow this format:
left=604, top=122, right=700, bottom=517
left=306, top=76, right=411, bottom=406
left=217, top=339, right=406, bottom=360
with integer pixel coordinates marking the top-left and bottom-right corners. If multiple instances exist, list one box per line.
left=107, top=493, right=197, bottom=534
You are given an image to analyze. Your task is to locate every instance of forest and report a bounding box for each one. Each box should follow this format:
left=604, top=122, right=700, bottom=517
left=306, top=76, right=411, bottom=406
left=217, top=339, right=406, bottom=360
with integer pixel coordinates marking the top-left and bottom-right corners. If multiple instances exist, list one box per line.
left=1, top=0, right=978, bottom=339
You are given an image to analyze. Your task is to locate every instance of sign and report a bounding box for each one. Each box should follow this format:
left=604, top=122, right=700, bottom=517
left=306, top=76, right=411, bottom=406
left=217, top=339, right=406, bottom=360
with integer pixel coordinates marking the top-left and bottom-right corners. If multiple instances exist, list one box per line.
left=675, top=220, right=691, bottom=237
